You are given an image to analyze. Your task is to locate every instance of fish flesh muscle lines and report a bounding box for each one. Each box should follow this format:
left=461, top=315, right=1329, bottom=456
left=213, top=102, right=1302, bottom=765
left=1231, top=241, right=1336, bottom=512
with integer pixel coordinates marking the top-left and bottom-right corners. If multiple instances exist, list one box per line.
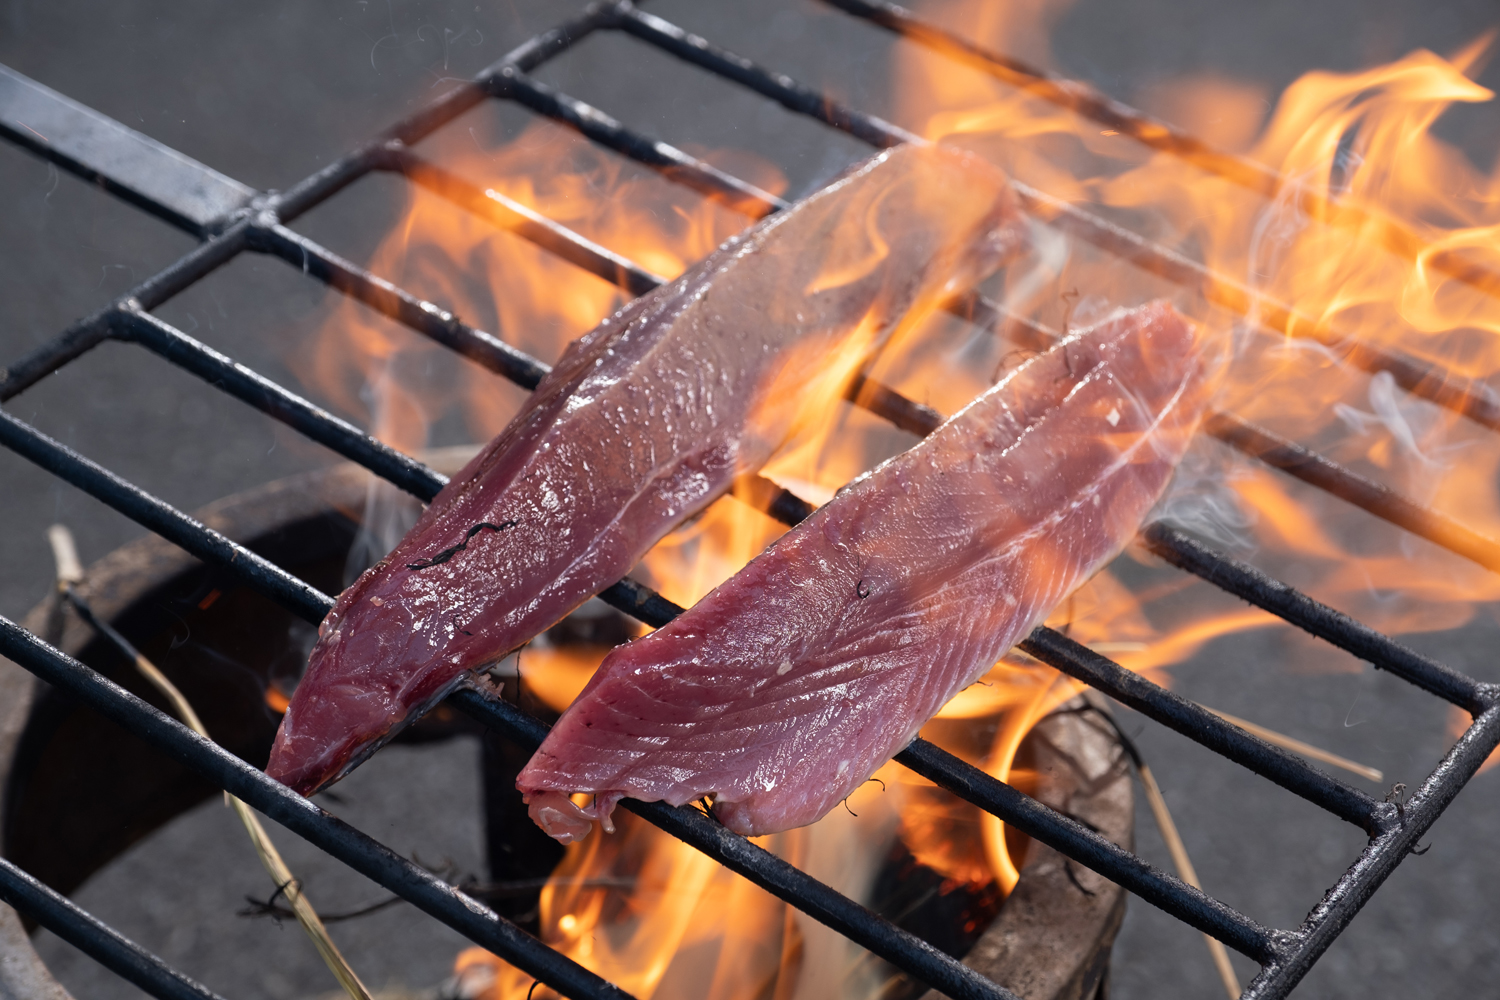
left=519, top=301, right=1218, bottom=841
left=267, top=144, right=1028, bottom=796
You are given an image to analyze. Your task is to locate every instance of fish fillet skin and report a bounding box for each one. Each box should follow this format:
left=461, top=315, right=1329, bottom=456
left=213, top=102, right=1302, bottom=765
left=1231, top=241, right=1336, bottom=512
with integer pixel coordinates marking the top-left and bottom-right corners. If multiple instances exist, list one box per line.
left=267, top=144, right=1029, bottom=796
left=518, top=300, right=1217, bottom=839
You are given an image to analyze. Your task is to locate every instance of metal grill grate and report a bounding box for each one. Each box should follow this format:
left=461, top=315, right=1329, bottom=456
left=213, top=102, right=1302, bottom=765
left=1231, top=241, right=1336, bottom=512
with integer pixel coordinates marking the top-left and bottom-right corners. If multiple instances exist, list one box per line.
left=2, top=3, right=1498, bottom=998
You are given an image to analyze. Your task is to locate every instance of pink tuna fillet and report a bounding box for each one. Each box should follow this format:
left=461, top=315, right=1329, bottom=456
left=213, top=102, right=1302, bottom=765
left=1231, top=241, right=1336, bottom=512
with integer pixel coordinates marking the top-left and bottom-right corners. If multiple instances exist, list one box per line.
left=267, top=143, right=1029, bottom=795
left=518, top=300, right=1219, bottom=840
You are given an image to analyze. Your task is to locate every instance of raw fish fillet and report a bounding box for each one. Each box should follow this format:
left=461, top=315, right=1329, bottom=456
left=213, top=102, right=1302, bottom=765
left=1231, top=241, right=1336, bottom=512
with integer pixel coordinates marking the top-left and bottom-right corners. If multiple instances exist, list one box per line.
left=518, top=300, right=1217, bottom=840
left=267, top=144, right=1029, bottom=796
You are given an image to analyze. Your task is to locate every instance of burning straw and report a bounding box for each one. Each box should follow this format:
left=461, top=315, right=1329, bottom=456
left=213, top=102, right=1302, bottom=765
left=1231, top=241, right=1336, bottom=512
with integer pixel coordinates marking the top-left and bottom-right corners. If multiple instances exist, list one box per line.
left=45, top=524, right=373, bottom=1000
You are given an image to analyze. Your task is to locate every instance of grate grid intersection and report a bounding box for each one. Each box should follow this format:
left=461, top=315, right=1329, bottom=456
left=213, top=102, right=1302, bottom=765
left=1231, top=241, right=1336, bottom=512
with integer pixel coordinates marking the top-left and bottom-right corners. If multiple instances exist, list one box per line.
left=0, top=4, right=1497, bottom=999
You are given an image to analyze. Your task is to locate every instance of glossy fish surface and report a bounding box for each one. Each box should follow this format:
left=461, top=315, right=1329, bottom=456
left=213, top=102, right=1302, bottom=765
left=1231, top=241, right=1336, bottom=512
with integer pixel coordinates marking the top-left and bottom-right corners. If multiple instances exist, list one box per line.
left=267, top=144, right=1028, bottom=796
left=518, top=300, right=1217, bottom=839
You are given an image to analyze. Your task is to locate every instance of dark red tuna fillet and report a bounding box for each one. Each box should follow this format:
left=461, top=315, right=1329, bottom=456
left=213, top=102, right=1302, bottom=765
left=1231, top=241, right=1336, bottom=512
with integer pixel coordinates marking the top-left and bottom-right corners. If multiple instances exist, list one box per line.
left=267, top=143, right=1029, bottom=796
left=517, top=300, right=1219, bottom=840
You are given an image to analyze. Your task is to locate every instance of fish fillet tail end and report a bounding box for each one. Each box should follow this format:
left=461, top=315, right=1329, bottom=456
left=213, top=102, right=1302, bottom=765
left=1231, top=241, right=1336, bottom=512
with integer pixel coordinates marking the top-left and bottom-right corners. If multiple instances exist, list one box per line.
left=525, top=790, right=624, bottom=844
left=265, top=729, right=355, bottom=798
left=265, top=714, right=392, bottom=798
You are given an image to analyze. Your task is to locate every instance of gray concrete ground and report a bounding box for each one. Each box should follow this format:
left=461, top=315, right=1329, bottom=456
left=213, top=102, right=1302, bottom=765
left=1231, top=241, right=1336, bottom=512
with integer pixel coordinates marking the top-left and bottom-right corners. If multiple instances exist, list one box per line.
left=33, top=740, right=489, bottom=1000
left=2, top=1, right=1499, bottom=997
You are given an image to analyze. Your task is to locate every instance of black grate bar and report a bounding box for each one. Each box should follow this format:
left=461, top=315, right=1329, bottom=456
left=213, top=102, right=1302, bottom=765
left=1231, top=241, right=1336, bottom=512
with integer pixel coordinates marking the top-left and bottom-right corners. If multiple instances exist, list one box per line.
left=1142, top=522, right=1489, bottom=712
left=0, top=32, right=1457, bottom=832
left=268, top=144, right=391, bottom=232
left=824, top=0, right=1500, bottom=312
left=1011, top=183, right=1500, bottom=433
left=466, top=617, right=1283, bottom=963
left=0, top=224, right=250, bottom=402
left=733, top=472, right=820, bottom=526
left=0, top=857, right=229, bottom=1000
left=0, top=397, right=687, bottom=646
left=387, top=146, right=667, bottom=297
left=924, top=300, right=1500, bottom=580
left=1018, top=627, right=1393, bottom=834
left=0, top=310, right=115, bottom=403
left=122, top=220, right=254, bottom=313
left=250, top=221, right=551, bottom=390
left=496, top=66, right=785, bottom=216
left=0, top=407, right=331, bottom=625
left=615, top=2, right=916, bottom=150
left=593, top=577, right=682, bottom=630
left=818, top=0, right=1278, bottom=193
left=0, top=620, right=637, bottom=1000
left=0, top=63, right=254, bottom=236
left=0, top=610, right=1028, bottom=1000
left=390, top=0, right=623, bottom=146
left=385, top=5, right=616, bottom=150
left=893, top=737, right=1278, bottom=962
left=528, top=8, right=1011, bottom=333
left=57, top=191, right=1446, bottom=845
left=364, top=111, right=1500, bottom=588
left=1243, top=700, right=1500, bottom=997
left=1205, top=411, right=1500, bottom=575
left=0, top=10, right=1494, bottom=994
left=116, top=307, right=448, bottom=502
left=599, top=13, right=1500, bottom=437
left=7, top=325, right=1459, bottom=955
left=452, top=687, right=1023, bottom=1000
left=14, top=41, right=1500, bottom=515
left=847, top=372, right=944, bottom=436
left=269, top=3, right=618, bottom=225
left=92, top=276, right=1425, bottom=857
left=376, top=144, right=1003, bottom=411
left=489, top=2, right=624, bottom=78
left=0, top=386, right=1282, bottom=979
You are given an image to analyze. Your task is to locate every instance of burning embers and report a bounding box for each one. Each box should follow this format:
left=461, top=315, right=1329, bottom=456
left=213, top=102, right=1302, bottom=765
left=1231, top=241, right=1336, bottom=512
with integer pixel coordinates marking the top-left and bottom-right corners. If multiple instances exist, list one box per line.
left=273, top=4, right=1500, bottom=996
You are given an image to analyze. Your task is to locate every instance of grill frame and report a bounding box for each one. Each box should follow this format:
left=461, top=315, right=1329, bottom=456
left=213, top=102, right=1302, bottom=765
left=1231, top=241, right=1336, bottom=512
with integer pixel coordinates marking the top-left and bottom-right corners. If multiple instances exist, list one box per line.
left=1, top=3, right=1497, bottom=998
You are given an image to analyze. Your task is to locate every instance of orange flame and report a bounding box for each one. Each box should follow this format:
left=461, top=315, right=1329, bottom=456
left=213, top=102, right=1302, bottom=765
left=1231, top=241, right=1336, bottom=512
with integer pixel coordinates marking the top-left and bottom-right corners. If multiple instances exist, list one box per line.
left=284, top=7, right=1500, bottom=996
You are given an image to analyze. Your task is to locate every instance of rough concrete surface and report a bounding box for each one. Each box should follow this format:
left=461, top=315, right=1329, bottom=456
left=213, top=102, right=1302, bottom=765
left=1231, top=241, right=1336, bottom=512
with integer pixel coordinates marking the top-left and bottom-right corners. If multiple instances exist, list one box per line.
left=2, top=1, right=1498, bottom=998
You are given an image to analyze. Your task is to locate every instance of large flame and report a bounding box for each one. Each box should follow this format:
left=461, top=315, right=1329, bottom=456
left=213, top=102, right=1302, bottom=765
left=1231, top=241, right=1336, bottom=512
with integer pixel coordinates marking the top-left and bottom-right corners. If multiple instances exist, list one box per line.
left=288, top=9, right=1500, bottom=997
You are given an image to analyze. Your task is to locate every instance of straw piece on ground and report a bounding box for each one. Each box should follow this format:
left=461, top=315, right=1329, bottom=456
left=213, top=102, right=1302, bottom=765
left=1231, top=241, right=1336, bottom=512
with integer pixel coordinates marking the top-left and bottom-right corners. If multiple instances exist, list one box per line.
left=1136, top=761, right=1241, bottom=999
left=47, top=524, right=372, bottom=1000
left=1200, top=704, right=1383, bottom=783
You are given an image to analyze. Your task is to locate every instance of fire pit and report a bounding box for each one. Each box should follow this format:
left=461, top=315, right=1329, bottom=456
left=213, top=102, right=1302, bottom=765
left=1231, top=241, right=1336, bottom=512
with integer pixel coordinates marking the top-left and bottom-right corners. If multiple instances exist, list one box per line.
left=0, top=457, right=1130, bottom=1000
left=2, top=2, right=1499, bottom=999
